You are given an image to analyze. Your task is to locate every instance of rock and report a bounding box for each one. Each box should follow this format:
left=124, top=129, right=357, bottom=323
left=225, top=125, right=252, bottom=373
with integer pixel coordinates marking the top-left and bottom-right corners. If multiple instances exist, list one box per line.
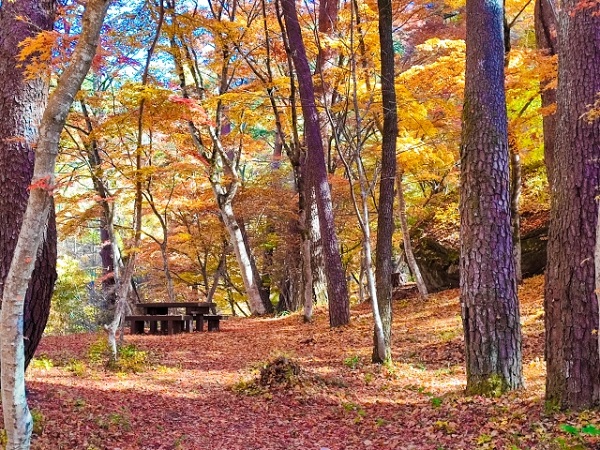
left=411, top=221, right=548, bottom=293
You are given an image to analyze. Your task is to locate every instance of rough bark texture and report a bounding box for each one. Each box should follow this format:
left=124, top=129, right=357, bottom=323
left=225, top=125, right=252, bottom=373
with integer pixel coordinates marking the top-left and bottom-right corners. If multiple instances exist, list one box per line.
left=460, top=0, right=523, bottom=394
left=544, top=0, right=600, bottom=410
left=372, top=0, right=397, bottom=362
left=0, top=1, right=111, bottom=447
left=533, top=0, right=557, bottom=188
left=281, top=0, right=350, bottom=327
left=0, top=0, right=57, bottom=371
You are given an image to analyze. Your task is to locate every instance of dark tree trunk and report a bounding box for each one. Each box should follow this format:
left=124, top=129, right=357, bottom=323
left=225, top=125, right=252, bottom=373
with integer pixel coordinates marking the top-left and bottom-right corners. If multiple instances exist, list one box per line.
left=281, top=0, right=350, bottom=327
left=544, top=0, right=600, bottom=410
left=0, top=0, right=57, bottom=369
left=372, top=0, right=397, bottom=363
left=534, top=0, right=557, bottom=188
left=460, top=0, right=523, bottom=394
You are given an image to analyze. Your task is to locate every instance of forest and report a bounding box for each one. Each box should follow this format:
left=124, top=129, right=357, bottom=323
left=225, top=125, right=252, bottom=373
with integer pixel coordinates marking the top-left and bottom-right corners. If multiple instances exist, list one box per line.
left=0, top=0, right=599, bottom=447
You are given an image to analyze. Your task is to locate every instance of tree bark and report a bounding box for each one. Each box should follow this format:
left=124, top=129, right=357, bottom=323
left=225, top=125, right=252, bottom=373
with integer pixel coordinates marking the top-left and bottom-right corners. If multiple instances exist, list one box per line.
left=533, top=0, right=557, bottom=188
left=80, top=100, right=120, bottom=306
left=460, top=0, right=523, bottom=394
left=373, top=0, right=397, bottom=362
left=312, top=0, right=336, bottom=307
left=281, top=0, right=350, bottom=327
left=218, top=198, right=272, bottom=315
left=307, top=187, right=329, bottom=305
left=544, top=0, right=600, bottom=410
left=0, top=0, right=57, bottom=372
left=0, top=1, right=111, bottom=447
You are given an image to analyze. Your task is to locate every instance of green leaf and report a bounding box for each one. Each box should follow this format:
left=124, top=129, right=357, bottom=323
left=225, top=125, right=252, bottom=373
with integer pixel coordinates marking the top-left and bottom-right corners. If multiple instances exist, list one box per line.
left=581, top=425, right=600, bottom=436
left=560, top=424, right=580, bottom=435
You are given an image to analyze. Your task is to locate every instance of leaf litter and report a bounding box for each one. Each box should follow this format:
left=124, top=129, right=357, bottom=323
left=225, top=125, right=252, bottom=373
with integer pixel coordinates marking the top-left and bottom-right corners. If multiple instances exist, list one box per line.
left=6, top=275, right=600, bottom=449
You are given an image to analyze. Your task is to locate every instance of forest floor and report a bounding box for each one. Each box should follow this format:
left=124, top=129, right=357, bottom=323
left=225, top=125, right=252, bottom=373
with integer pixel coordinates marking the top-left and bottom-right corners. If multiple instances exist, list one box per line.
left=14, top=275, right=600, bottom=449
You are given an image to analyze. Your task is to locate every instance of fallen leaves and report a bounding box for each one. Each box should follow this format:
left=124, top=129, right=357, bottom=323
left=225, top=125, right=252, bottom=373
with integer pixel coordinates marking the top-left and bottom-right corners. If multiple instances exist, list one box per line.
left=5, top=275, right=599, bottom=449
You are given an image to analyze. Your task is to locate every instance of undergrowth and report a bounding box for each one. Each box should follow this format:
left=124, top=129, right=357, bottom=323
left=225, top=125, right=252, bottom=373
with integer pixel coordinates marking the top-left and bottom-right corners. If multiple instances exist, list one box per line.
left=87, top=336, right=150, bottom=373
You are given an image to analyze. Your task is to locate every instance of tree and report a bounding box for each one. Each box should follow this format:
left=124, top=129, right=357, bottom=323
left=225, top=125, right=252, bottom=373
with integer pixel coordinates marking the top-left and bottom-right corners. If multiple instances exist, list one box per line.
left=459, top=0, right=523, bottom=394
left=372, top=0, right=397, bottom=363
left=0, top=0, right=111, bottom=447
left=165, top=0, right=274, bottom=315
left=545, top=0, right=600, bottom=410
left=0, top=0, right=57, bottom=371
left=280, top=0, right=350, bottom=327
left=533, top=0, right=557, bottom=187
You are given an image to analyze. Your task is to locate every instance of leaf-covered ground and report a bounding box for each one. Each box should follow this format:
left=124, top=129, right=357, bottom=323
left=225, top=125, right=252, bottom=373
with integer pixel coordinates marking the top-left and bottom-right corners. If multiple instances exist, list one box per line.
left=11, top=275, right=600, bottom=449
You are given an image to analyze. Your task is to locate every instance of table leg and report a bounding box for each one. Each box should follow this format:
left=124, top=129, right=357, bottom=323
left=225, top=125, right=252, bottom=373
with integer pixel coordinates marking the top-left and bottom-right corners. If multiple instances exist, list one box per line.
left=133, top=320, right=145, bottom=334
left=195, top=314, right=204, bottom=332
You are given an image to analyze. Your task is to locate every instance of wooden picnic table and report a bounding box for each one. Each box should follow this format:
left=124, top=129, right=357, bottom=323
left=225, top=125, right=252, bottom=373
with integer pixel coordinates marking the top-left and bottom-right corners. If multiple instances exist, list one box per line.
left=127, top=302, right=223, bottom=334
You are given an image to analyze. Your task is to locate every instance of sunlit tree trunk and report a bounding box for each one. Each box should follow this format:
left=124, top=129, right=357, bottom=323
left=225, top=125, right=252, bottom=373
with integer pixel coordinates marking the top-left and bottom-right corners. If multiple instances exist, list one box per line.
left=396, top=170, right=428, bottom=298
left=460, top=0, right=523, bottom=394
left=216, top=187, right=272, bottom=315
left=0, top=0, right=57, bottom=372
left=281, top=0, right=350, bottom=327
left=545, top=0, right=600, bottom=410
left=0, top=1, right=111, bottom=447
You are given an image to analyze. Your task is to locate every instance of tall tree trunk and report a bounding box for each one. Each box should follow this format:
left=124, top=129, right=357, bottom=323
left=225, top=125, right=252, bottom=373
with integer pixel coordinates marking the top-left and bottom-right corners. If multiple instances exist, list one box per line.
left=80, top=100, right=120, bottom=305
left=460, top=0, right=523, bottom=394
left=0, top=1, right=111, bottom=447
left=534, top=0, right=557, bottom=188
left=312, top=0, right=338, bottom=304
left=300, top=207, right=315, bottom=321
left=373, top=0, right=397, bottom=362
left=504, top=23, right=523, bottom=285
left=0, top=0, right=57, bottom=372
left=281, top=0, right=350, bottom=327
left=218, top=198, right=272, bottom=315
left=396, top=171, right=428, bottom=298
left=544, top=0, right=600, bottom=410
left=272, top=0, right=317, bottom=321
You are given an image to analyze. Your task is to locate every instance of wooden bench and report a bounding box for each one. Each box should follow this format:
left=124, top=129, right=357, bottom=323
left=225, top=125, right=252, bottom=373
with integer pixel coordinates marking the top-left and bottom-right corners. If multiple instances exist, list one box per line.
left=125, top=315, right=193, bottom=335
